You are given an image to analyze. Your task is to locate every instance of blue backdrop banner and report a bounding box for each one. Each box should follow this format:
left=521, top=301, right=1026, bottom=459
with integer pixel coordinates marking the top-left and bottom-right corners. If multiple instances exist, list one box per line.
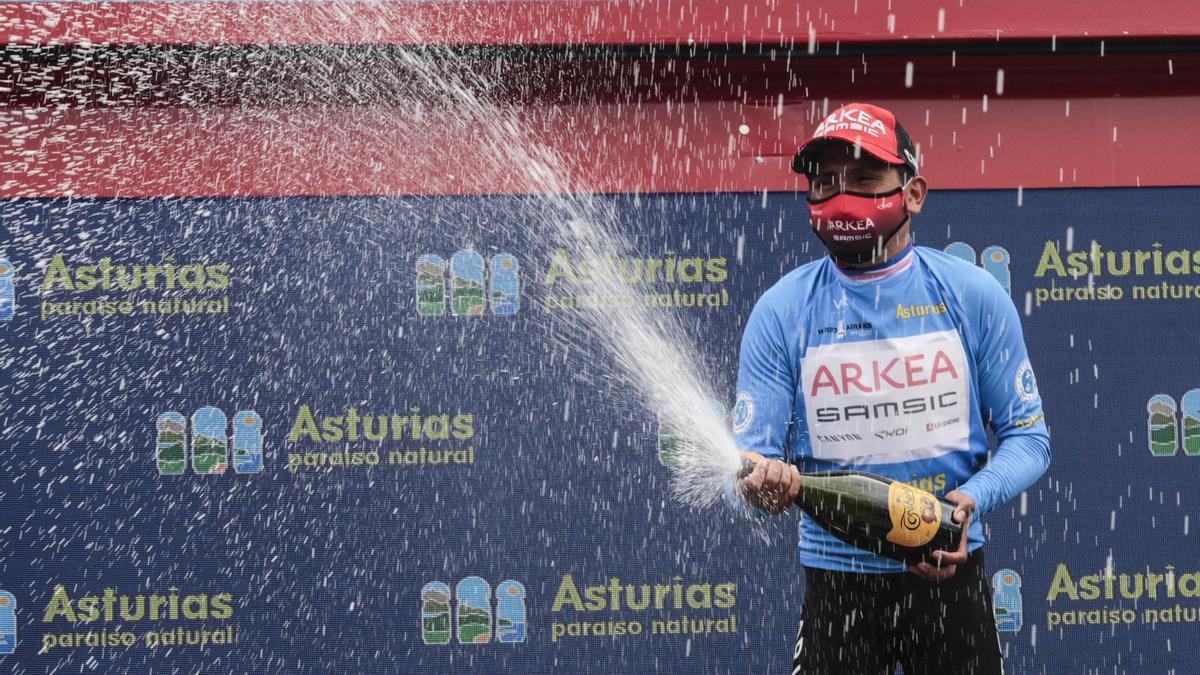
left=1, top=187, right=1199, bottom=674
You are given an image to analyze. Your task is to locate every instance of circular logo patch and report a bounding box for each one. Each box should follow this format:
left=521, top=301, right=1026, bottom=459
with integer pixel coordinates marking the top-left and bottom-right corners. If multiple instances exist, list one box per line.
left=732, top=391, right=755, bottom=435
left=1015, top=360, right=1038, bottom=403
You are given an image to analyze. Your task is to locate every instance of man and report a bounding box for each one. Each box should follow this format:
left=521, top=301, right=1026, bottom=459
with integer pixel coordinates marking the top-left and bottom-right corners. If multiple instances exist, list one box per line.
left=734, top=102, right=1050, bottom=675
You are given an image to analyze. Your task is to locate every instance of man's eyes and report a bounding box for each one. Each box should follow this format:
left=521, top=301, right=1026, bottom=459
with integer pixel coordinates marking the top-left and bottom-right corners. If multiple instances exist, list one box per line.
left=811, top=173, right=888, bottom=191
left=816, top=173, right=882, bottom=182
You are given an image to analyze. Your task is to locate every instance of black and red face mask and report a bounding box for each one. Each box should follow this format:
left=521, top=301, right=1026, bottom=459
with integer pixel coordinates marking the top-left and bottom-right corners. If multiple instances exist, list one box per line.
left=807, top=182, right=912, bottom=265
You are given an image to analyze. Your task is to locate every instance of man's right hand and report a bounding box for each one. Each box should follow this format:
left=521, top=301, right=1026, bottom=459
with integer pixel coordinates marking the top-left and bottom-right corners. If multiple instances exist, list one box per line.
left=738, top=451, right=801, bottom=514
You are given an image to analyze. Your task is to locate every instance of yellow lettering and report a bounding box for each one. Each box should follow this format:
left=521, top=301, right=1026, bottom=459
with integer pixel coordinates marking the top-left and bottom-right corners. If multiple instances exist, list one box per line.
left=1034, top=241, right=1067, bottom=278
left=551, top=575, right=585, bottom=612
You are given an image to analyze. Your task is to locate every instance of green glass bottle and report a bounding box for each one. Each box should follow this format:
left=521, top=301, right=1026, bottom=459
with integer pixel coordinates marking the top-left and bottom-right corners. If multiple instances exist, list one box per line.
left=738, top=460, right=963, bottom=565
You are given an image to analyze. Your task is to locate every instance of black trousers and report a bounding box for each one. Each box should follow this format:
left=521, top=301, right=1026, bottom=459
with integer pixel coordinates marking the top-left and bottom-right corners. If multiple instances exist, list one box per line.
left=792, top=550, right=1003, bottom=675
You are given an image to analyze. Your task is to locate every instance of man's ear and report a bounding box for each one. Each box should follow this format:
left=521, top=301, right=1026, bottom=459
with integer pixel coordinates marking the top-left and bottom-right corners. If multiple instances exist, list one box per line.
left=905, top=176, right=928, bottom=215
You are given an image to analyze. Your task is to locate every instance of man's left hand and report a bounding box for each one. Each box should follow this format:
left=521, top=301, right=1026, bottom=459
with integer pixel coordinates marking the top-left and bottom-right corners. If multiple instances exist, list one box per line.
left=908, top=491, right=975, bottom=582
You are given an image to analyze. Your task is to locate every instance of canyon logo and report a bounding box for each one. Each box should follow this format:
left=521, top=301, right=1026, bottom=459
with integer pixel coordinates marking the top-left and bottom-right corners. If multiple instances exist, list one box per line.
left=1147, top=390, right=1200, bottom=457
left=417, top=251, right=519, bottom=316
left=944, top=242, right=1012, bottom=295
left=156, top=407, right=264, bottom=475
left=421, top=577, right=527, bottom=645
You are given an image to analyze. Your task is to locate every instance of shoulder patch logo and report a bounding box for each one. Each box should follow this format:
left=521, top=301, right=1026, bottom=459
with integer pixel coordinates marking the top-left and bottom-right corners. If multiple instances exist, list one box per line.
left=732, top=392, right=755, bottom=435
left=1015, top=360, right=1038, bottom=403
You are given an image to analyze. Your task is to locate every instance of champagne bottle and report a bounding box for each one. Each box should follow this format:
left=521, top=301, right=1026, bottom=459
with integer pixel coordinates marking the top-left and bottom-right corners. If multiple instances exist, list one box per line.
left=737, top=459, right=963, bottom=565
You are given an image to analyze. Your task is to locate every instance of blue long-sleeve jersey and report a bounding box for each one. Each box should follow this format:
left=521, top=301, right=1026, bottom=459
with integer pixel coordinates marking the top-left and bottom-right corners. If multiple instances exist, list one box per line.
left=733, top=245, right=1050, bottom=573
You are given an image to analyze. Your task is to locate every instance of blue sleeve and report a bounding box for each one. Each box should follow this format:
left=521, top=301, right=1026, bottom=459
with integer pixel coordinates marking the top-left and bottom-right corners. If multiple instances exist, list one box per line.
left=732, top=297, right=796, bottom=462
left=724, top=296, right=797, bottom=514
left=957, top=280, right=1051, bottom=515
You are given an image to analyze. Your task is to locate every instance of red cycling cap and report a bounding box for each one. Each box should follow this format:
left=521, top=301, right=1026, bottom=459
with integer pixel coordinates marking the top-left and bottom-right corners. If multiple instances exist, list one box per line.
left=793, top=102, right=919, bottom=176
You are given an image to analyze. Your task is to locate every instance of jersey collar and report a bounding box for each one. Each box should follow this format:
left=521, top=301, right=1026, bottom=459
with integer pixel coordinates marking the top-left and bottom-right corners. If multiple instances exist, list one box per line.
left=832, top=244, right=915, bottom=283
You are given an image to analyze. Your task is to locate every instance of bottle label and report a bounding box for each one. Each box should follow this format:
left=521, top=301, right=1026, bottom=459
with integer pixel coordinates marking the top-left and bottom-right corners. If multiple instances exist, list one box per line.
left=885, top=482, right=941, bottom=548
